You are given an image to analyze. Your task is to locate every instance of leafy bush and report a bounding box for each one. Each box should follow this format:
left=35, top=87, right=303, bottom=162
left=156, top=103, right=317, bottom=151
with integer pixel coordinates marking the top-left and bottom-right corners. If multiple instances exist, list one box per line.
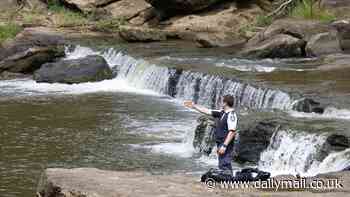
left=0, top=23, right=22, bottom=43
left=290, top=0, right=336, bottom=22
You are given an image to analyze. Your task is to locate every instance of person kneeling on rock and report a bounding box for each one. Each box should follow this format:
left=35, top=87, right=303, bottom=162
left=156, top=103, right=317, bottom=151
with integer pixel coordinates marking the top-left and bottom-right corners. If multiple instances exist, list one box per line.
left=184, top=95, right=238, bottom=175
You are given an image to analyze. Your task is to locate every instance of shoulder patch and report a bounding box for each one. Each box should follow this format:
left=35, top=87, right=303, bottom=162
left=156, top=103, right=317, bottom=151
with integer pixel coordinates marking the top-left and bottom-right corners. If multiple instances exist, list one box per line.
left=230, top=112, right=236, bottom=121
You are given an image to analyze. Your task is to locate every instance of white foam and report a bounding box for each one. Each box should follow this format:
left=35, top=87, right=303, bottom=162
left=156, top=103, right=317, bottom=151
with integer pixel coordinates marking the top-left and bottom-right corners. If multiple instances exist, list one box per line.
left=306, top=148, right=350, bottom=176
left=150, top=142, right=195, bottom=158
left=215, top=62, right=277, bottom=73
left=289, top=107, right=350, bottom=120
left=258, top=129, right=327, bottom=176
left=0, top=78, right=160, bottom=97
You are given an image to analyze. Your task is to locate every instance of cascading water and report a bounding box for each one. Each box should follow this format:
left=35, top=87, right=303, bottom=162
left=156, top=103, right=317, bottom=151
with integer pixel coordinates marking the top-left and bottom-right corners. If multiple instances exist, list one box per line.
left=66, top=46, right=295, bottom=111
left=258, top=129, right=350, bottom=176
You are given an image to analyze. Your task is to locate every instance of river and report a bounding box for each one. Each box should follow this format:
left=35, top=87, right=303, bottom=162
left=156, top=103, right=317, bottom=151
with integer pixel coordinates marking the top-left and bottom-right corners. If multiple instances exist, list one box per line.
left=1, top=41, right=350, bottom=196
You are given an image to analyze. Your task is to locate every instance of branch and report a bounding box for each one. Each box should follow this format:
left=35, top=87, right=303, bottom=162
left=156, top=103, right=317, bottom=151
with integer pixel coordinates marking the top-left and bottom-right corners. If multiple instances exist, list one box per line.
left=267, top=0, right=294, bottom=17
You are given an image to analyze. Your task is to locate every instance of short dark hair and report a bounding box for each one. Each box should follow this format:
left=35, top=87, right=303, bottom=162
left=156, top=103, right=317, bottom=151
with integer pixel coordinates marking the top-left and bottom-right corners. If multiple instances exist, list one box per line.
left=223, top=95, right=235, bottom=107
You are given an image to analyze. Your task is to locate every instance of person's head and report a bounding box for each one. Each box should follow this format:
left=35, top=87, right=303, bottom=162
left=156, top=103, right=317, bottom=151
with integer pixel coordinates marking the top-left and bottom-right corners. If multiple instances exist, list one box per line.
left=222, top=95, right=234, bottom=109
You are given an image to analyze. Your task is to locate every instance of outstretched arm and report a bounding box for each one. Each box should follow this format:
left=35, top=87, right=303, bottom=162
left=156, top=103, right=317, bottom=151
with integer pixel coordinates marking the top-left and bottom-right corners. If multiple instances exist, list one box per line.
left=184, top=100, right=211, bottom=115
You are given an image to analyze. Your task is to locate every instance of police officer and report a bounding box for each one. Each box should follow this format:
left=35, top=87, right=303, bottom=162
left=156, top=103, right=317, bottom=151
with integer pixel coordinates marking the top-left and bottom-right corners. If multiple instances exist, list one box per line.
left=184, top=95, right=238, bottom=174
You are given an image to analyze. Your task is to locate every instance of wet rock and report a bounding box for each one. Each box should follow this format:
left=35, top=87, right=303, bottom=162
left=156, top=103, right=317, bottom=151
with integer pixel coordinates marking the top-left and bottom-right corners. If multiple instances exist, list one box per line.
left=326, top=134, right=350, bottom=151
left=193, top=116, right=216, bottom=155
left=292, top=98, right=325, bottom=114
left=241, top=34, right=305, bottom=58
left=119, top=26, right=167, bottom=42
left=34, top=55, right=113, bottom=84
left=332, top=19, right=350, bottom=52
left=313, top=134, right=350, bottom=165
left=233, top=119, right=280, bottom=163
left=0, top=28, right=65, bottom=74
left=145, top=0, right=225, bottom=18
left=306, top=32, right=342, bottom=57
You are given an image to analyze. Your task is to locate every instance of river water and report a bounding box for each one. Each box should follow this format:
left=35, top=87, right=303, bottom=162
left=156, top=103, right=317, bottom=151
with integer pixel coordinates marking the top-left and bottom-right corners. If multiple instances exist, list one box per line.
left=1, top=42, right=350, bottom=196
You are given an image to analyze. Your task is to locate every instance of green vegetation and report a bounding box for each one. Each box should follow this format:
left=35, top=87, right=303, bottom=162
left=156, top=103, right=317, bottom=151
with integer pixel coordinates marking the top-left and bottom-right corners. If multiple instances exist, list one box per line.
left=255, top=14, right=273, bottom=27
left=47, top=0, right=89, bottom=27
left=94, top=18, right=126, bottom=32
left=0, top=23, right=22, bottom=43
left=289, top=0, right=336, bottom=22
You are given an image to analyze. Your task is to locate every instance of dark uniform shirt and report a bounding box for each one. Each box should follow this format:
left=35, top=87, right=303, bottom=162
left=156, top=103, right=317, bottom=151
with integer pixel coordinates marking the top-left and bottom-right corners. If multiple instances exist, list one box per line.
left=211, top=109, right=238, bottom=143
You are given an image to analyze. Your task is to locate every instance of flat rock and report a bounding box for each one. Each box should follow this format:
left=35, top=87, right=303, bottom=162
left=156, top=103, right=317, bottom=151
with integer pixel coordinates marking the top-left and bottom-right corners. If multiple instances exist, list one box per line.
left=119, top=26, right=167, bottom=42
left=37, top=168, right=350, bottom=197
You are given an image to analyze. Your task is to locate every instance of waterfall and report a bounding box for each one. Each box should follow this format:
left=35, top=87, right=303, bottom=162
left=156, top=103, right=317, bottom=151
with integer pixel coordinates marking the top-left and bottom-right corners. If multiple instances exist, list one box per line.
left=65, top=46, right=296, bottom=111
left=258, top=129, right=350, bottom=176
left=63, top=46, right=350, bottom=176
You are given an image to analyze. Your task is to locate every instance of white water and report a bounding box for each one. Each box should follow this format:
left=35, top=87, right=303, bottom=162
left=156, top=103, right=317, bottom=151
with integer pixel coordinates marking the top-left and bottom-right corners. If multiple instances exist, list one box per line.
left=259, top=129, right=350, bottom=176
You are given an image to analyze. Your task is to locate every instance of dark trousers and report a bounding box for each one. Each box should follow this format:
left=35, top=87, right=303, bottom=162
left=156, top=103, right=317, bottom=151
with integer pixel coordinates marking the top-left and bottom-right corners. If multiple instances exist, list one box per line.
left=217, top=142, right=234, bottom=174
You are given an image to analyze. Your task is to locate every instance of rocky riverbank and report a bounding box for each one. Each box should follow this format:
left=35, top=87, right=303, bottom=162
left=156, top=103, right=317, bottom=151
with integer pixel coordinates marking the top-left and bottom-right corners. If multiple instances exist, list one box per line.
left=37, top=168, right=350, bottom=197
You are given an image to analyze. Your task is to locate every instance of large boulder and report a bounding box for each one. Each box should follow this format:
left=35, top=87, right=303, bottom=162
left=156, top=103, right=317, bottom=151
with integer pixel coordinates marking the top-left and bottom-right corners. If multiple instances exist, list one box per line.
left=305, top=32, right=342, bottom=57
left=292, top=98, right=325, bottom=114
left=33, top=55, right=113, bottom=84
left=0, top=28, right=65, bottom=74
left=145, top=0, right=225, bottom=18
left=332, top=19, right=350, bottom=52
left=233, top=119, right=279, bottom=163
left=247, top=19, right=331, bottom=46
left=104, top=0, right=152, bottom=20
left=241, top=34, right=305, bottom=58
